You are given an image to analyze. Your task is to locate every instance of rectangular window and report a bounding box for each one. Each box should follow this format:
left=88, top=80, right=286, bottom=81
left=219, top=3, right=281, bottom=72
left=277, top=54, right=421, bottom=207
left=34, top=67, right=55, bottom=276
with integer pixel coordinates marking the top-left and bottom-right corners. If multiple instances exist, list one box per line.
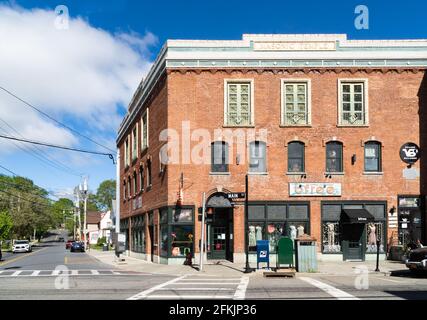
left=132, top=127, right=138, bottom=160
left=211, top=142, right=229, bottom=173
left=288, top=142, right=305, bottom=172
left=340, top=82, right=366, bottom=125
left=282, top=82, right=309, bottom=126
left=365, top=142, right=381, bottom=172
left=147, top=160, right=152, bottom=187
left=249, top=141, right=267, bottom=173
left=141, top=110, right=148, bottom=151
left=124, top=137, right=130, bottom=167
left=139, top=166, right=144, bottom=191
left=225, top=82, right=252, bottom=126
left=326, top=142, right=343, bottom=173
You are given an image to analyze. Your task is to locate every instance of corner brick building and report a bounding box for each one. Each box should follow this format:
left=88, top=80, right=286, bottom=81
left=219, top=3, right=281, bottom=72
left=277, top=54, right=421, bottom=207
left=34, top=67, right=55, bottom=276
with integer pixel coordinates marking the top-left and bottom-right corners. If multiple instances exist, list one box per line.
left=117, top=34, right=427, bottom=264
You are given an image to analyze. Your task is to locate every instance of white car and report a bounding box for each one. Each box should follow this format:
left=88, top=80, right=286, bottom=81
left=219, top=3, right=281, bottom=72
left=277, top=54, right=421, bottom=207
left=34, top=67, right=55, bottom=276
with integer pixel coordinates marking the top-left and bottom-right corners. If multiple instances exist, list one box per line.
left=12, top=240, right=32, bottom=253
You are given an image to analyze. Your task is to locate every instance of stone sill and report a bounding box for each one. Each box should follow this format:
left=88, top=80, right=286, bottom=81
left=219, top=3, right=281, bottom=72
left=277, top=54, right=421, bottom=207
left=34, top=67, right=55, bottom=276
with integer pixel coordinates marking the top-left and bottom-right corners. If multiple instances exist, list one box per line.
left=363, top=172, right=384, bottom=175
left=209, top=172, right=231, bottom=176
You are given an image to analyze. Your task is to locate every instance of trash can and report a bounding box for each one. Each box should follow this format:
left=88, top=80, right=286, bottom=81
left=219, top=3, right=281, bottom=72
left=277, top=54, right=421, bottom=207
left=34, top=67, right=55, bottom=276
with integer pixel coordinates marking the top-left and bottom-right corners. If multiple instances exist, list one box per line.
left=295, top=237, right=318, bottom=272
left=103, top=243, right=109, bottom=251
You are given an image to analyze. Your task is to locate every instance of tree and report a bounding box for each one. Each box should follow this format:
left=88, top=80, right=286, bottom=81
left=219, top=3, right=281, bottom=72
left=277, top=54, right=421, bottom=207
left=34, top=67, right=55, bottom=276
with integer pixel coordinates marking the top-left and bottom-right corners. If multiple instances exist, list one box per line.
left=95, top=179, right=116, bottom=211
left=0, top=211, right=13, bottom=240
left=52, top=198, right=74, bottom=227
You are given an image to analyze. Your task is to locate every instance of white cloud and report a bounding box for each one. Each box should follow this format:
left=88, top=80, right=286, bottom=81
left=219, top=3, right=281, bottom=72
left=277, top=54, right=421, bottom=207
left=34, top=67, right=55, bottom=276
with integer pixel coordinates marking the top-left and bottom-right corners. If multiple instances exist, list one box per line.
left=0, top=4, right=156, bottom=152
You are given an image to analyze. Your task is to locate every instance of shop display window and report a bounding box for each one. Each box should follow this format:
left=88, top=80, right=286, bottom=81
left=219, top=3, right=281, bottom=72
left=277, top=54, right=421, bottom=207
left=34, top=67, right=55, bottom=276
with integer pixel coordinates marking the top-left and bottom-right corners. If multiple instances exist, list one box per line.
left=171, top=225, right=194, bottom=257
left=322, top=222, right=341, bottom=253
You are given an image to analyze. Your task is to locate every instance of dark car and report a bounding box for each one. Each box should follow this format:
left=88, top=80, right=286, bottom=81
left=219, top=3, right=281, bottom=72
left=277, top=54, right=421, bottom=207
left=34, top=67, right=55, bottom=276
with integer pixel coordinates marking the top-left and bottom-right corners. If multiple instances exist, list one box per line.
left=405, top=247, right=427, bottom=273
left=58, top=237, right=65, bottom=242
left=65, top=240, right=75, bottom=250
left=70, top=241, right=85, bottom=253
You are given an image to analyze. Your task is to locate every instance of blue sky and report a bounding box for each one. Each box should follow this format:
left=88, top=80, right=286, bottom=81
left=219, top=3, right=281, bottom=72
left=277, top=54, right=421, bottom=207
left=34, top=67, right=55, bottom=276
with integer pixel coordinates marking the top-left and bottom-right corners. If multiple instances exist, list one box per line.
left=0, top=0, right=426, bottom=200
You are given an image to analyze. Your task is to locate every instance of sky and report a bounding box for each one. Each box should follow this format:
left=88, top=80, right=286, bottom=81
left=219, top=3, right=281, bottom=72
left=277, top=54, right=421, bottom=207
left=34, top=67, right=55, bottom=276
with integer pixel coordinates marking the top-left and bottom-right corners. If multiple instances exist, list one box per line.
left=0, top=0, right=426, bottom=200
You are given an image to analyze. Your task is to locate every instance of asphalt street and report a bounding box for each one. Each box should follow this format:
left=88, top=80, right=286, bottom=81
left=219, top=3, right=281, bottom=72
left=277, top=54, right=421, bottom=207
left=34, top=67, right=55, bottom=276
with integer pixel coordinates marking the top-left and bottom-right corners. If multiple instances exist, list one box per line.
left=1, top=230, right=427, bottom=300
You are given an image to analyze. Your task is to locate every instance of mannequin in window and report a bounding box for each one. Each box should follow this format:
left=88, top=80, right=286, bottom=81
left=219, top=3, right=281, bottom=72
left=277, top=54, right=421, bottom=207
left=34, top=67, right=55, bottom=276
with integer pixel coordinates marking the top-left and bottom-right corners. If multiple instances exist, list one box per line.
left=248, top=225, right=256, bottom=247
left=297, top=225, right=305, bottom=238
left=289, top=225, right=297, bottom=241
left=256, top=225, right=263, bottom=241
left=368, top=223, right=377, bottom=245
left=327, top=223, right=335, bottom=246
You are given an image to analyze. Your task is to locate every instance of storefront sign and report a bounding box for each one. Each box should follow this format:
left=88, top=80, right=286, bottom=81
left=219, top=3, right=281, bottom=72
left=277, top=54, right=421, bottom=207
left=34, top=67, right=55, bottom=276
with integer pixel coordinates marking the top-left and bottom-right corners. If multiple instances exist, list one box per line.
left=400, top=143, right=420, bottom=164
left=289, top=183, right=341, bottom=197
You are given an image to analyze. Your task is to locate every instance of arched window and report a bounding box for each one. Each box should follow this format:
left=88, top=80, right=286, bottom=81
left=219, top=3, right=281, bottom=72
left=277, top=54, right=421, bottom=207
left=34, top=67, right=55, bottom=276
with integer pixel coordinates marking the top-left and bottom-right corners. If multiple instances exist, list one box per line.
left=211, top=141, right=229, bottom=173
left=326, top=142, right=343, bottom=173
left=249, top=141, right=267, bottom=173
left=365, top=141, right=381, bottom=172
left=288, top=142, right=305, bottom=173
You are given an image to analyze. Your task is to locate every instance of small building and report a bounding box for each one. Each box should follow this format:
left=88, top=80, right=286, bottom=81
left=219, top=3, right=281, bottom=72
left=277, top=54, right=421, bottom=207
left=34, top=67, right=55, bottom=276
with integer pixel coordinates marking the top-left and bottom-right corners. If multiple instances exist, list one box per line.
left=86, top=211, right=102, bottom=245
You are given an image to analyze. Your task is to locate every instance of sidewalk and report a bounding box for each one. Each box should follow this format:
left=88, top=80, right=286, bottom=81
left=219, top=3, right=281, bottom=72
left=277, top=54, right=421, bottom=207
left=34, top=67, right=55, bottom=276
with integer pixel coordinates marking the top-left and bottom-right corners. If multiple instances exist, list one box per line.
left=87, top=250, right=407, bottom=277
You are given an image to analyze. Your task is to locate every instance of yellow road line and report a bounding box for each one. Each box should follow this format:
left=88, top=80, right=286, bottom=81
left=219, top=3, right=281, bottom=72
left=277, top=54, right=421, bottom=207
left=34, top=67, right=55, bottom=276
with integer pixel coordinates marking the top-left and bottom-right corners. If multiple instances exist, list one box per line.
left=0, top=247, right=48, bottom=267
left=64, top=256, right=68, bottom=264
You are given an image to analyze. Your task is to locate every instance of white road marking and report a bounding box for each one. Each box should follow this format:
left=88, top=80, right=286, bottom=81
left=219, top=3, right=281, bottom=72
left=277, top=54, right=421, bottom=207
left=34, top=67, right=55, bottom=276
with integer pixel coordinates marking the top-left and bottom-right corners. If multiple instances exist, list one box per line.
left=233, top=276, right=249, bottom=300
left=171, top=282, right=240, bottom=285
left=91, top=270, right=100, bottom=275
left=71, top=270, right=79, bottom=276
left=181, top=278, right=242, bottom=281
left=31, top=271, right=40, bottom=277
left=300, top=277, right=359, bottom=300
left=157, top=287, right=235, bottom=291
left=52, top=270, right=60, bottom=276
left=0, top=270, right=4, bottom=275
left=11, top=271, right=22, bottom=277
left=146, top=295, right=234, bottom=300
left=127, top=275, right=188, bottom=300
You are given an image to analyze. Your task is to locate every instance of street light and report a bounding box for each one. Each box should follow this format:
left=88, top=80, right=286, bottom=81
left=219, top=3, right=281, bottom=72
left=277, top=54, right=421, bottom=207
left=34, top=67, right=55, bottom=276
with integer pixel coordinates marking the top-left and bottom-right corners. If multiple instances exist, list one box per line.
left=79, top=177, right=88, bottom=250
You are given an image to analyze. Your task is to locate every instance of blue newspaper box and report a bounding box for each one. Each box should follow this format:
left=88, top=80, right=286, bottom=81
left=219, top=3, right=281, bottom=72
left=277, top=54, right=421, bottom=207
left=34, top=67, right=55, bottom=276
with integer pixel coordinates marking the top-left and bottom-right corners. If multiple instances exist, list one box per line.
left=256, top=240, right=270, bottom=269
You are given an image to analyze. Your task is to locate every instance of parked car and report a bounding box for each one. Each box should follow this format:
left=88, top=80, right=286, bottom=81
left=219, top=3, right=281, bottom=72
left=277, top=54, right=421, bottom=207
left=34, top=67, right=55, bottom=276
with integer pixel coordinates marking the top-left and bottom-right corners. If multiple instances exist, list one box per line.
left=70, top=241, right=85, bottom=253
left=405, top=247, right=427, bottom=273
left=58, top=237, right=65, bottom=242
left=12, top=240, right=32, bottom=253
left=65, top=240, right=75, bottom=250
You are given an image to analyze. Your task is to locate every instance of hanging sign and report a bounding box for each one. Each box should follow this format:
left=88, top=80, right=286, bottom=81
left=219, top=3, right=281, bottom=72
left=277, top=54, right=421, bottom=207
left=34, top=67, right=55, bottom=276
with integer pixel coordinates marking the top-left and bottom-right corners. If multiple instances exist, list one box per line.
left=400, top=143, right=420, bottom=164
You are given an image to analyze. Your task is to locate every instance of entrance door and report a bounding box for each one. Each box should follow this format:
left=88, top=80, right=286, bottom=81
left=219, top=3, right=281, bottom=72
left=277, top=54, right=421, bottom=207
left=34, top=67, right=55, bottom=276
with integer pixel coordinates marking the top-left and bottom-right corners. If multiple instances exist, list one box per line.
left=342, top=224, right=366, bottom=261
left=208, top=208, right=233, bottom=261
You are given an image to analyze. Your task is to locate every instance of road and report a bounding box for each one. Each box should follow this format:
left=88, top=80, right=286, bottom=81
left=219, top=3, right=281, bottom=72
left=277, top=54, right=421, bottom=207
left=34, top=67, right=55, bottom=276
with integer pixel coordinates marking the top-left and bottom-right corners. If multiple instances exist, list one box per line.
left=1, top=230, right=427, bottom=300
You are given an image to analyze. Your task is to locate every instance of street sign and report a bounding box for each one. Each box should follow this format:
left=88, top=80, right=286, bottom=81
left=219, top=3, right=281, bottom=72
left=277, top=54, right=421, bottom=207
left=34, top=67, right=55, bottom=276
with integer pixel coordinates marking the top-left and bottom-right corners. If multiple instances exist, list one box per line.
left=227, top=192, right=246, bottom=200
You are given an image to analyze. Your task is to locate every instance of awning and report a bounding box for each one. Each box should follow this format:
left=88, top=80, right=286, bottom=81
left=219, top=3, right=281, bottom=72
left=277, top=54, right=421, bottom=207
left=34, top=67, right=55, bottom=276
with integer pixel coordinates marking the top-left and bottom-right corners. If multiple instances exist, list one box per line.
left=341, top=209, right=375, bottom=224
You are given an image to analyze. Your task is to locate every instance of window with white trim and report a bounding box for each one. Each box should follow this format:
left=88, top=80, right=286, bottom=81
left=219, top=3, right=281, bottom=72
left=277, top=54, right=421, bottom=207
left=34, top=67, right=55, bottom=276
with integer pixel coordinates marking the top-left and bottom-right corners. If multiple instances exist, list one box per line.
left=282, top=82, right=309, bottom=125
left=141, top=110, right=148, bottom=151
left=124, top=137, right=130, bottom=167
left=132, top=127, right=138, bottom=161
left=249, top=141, right=267, bottom=173
left=225, top=82, right=252, bottom=126
left=365, top=141, right=381, bottom=172
left=340, top=82, right=366, bottom=125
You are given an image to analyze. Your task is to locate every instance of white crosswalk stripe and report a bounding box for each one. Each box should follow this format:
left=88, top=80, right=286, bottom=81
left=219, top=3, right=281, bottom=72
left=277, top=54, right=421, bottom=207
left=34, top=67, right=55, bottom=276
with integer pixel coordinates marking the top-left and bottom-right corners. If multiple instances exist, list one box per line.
left=0, top=270, right=149, bottom=278
left=128, top=275, right=249, bottom=300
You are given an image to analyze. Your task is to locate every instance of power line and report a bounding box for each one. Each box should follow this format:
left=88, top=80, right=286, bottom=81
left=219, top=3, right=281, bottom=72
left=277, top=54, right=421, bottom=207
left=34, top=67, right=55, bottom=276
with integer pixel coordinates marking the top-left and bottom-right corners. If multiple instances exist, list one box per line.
left=0, top=116, right=83, bottom=177
left=0, top=164, right=17, bottom=176
left=0, top=123, right=83, bottom=177
left=0, top=133, right=115, bottom=164
left=0, top=85, right=115, bottom=153
left=0, top=188, right=52, bottom=209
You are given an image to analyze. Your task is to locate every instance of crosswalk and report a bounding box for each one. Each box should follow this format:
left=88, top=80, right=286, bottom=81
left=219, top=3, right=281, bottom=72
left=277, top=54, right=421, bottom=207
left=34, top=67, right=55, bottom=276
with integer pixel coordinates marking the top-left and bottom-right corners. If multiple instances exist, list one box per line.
left=128, top=275, right=249, bottom=300
left=0, top=269, right=147, bottom=278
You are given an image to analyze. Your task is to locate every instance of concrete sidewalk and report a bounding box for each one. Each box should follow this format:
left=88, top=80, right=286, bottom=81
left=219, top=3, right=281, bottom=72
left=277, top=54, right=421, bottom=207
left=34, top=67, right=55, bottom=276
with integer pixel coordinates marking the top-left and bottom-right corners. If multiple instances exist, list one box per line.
left=87, top=250, right=407, bottom=277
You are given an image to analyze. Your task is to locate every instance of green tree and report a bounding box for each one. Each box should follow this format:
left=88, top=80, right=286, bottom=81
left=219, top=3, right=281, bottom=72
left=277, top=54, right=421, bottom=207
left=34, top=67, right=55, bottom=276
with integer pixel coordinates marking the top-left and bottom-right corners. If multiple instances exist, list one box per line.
left=52, top=198, right=74, bottom=227
left=95, top=179, right=116, bottom=211
left=0, top=211, right=13, bottom=240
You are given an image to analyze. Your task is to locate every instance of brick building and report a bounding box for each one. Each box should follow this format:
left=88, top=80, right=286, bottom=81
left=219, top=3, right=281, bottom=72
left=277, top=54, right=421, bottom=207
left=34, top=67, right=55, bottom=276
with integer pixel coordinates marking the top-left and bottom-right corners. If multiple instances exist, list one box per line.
left=116, top=34, right=427, bottom=264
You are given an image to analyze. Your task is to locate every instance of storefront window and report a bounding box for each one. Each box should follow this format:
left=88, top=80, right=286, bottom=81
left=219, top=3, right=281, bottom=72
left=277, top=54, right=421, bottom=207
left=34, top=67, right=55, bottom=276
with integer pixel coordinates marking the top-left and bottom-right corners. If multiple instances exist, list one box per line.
left=248, top=222, right=264, bottom=252
left=322, top=222, right=341, bottom=253
left=366, top=222, right=384, bottom=253
left=172, top=208, right=193, bottom=223
left=171, top=225, right=194, bottom=257
left=160, top=225, right=168, bottom=257
left=266, top=223, right=285, bottom=253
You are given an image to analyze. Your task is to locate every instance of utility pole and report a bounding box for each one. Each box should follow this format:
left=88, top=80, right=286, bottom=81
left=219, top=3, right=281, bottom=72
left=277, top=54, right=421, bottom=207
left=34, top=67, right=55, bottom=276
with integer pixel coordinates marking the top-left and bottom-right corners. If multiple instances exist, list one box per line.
left=74, top=186, right=81, bottom=241
left=80, top=177, right=88, bottom=250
